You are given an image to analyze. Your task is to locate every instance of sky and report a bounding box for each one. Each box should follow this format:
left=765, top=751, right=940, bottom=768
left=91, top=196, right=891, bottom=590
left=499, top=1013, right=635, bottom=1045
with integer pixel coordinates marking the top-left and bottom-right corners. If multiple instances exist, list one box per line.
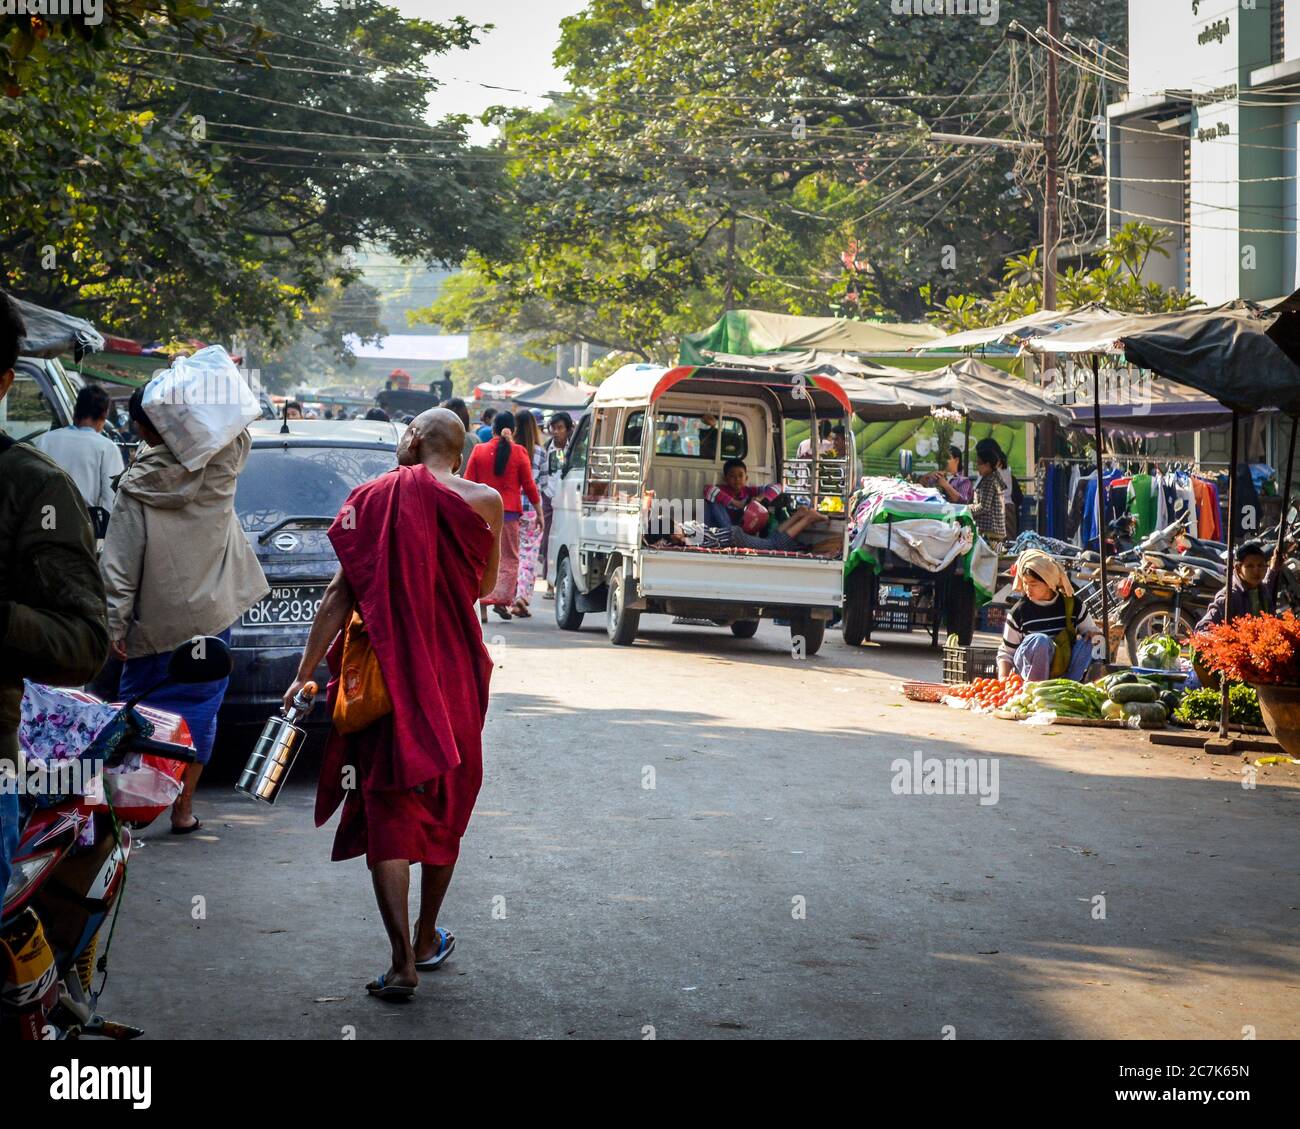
left=393, top=0, right=589, bottom=140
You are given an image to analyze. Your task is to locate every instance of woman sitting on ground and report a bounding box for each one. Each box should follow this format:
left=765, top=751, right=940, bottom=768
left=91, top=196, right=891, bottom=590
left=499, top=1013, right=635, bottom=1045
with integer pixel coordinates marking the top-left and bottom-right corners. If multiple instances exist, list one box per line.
left=996, top=549, right=1102, bottom=683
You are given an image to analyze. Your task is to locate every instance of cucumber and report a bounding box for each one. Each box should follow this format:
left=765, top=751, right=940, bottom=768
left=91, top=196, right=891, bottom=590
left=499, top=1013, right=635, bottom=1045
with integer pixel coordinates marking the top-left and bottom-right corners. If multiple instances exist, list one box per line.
left=1123, top=701, right=1167, bottom=728
left=1159, top=690, right=1182, bottom=715
left=1110, top=683, right=1158, bottom=704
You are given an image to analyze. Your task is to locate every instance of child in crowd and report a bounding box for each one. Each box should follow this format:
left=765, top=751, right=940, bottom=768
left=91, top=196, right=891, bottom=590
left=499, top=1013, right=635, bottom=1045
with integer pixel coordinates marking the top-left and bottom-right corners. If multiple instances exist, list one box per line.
left=705, top=457, right=783, bottom=534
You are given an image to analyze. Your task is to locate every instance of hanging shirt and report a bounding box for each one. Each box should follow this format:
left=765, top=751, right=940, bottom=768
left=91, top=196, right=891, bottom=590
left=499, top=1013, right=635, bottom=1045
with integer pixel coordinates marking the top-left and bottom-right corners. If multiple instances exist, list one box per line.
left=1127, top=474, right=1157, bottom=539
left=1173, top=473, right=1197, bottom=532
left=1079, top=469, right=1121, bottom=550
left=1192, top=478, right=1215, bottom=540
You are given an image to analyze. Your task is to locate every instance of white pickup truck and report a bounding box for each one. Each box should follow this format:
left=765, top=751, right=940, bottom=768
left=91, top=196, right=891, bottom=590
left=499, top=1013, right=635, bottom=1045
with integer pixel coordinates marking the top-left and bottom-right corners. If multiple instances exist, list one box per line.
left=546, top=363, right=854, bottom=653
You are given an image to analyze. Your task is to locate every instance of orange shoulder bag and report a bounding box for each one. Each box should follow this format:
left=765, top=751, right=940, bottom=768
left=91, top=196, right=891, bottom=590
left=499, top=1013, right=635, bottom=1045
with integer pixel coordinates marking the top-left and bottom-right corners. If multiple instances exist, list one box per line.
left=332, top=610, right=393, bottom=734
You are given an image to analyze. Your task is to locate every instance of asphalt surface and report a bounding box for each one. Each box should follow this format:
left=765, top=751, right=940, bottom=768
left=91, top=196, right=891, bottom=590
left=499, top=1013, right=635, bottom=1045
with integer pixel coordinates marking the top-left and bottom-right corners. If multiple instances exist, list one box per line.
left=106, top=610, right=1300, bottom=1040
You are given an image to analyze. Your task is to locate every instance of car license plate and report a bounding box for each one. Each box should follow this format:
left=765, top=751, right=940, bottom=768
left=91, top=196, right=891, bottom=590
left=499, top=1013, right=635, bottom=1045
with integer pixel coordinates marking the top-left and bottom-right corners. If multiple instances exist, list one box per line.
left=242, top=586, right=325, bottom=627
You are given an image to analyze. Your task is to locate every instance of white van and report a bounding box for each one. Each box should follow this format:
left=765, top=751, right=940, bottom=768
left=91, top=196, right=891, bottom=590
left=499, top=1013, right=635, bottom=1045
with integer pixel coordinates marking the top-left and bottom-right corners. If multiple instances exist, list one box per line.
left=545, top=363, right=853, bottom=653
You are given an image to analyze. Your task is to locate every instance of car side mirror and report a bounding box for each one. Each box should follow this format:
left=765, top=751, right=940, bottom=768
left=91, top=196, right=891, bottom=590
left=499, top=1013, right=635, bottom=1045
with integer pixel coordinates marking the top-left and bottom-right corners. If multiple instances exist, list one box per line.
left=168, top=636, right=233, bottom=684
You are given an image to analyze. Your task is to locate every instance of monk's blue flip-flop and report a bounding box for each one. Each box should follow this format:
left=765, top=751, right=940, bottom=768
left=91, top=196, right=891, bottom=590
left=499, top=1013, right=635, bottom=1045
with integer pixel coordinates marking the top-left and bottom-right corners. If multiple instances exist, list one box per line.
left=366, top=973, right=415, bottom=1000
left=414, top=928, right=455, bottom=971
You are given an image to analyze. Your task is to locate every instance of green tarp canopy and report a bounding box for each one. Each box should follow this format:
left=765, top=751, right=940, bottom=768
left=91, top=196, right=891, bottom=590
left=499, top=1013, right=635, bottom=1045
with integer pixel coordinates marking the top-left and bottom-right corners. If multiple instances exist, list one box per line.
left=679, top=309, right=943, bottom=365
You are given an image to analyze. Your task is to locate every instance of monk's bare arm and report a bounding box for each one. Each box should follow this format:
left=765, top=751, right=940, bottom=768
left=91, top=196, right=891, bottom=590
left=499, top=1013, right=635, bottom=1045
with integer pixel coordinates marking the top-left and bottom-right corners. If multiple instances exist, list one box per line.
left=476, top=489, right=504, bottom=599
left=282, top=566, right=354, bottom=711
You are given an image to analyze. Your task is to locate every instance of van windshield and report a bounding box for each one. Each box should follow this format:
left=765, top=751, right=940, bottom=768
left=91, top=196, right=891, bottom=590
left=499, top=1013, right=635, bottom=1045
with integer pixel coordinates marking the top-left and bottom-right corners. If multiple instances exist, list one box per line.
left=624, top=411, right=746, bottom=460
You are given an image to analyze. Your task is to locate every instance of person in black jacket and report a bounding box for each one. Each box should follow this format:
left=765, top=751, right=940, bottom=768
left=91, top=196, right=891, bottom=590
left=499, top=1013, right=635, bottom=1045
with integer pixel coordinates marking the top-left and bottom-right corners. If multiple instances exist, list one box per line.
left=0, top=291, right=109, bottom=897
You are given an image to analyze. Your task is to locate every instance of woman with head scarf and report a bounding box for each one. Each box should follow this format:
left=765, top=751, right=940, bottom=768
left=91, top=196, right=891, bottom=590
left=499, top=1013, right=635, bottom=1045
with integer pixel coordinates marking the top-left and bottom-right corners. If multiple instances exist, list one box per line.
left=996, top=549, right=1102, bottom=683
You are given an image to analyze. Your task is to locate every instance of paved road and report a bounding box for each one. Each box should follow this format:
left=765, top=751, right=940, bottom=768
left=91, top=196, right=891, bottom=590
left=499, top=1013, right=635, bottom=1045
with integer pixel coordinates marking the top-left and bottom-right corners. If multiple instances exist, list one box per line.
left=108, top=612, right=1300, bottom=1040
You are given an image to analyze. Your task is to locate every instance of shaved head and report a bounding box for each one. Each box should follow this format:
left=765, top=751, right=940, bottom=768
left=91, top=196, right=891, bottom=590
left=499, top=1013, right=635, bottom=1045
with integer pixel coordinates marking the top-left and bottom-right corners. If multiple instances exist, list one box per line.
left=398, top=406, right=464, bottom=469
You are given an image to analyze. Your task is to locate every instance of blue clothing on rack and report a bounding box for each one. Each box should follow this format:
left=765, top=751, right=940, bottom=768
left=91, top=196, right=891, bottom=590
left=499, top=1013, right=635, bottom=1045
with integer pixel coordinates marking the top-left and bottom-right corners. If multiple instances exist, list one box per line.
left=1080, top=469, right=1121, bottom=550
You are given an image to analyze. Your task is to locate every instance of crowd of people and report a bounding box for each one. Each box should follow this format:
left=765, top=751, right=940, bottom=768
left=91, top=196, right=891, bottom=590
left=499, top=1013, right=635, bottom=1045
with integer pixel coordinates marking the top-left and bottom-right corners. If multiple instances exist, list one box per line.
left=0, top=287, right=580, bottom=997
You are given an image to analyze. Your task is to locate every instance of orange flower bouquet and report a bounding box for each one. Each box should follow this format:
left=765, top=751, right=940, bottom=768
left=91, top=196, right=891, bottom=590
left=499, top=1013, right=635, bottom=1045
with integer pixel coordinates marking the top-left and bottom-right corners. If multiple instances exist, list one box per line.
left=1189, top=612, right=1300, bottom=685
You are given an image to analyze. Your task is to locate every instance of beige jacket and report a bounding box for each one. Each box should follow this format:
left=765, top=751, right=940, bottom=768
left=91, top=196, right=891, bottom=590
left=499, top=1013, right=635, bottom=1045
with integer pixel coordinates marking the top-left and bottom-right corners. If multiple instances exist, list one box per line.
left=101, top=431, right=269, bottom=659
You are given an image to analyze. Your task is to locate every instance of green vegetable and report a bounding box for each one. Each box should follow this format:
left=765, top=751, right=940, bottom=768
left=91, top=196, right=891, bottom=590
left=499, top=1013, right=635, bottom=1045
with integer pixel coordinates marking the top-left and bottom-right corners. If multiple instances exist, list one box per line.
left=1174, top=685, right=1263, bottom=727
left=1102, top=699, right=1124, bottom=720
left=1159, top=690, right=1183, bottom=715
left=1124, top=701, right=1168, bottom=728
left=1137, top=634, right=1182, bottom=671
left=1110, top=683, right=1158, bottom=704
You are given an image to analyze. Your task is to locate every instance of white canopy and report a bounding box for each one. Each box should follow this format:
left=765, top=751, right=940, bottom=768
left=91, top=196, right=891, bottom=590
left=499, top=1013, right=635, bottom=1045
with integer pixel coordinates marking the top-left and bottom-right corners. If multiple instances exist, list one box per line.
left=917, top=304, right=1123, bottom=352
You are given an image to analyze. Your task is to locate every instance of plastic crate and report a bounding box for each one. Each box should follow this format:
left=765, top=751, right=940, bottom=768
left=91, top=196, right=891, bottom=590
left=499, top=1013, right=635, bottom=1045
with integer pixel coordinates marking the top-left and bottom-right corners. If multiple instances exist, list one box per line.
left=941, top=644, right=1001, bottom=685
left=976, top=604, right=1007, bottom=633
left=876, top=608, right=913, bottom=632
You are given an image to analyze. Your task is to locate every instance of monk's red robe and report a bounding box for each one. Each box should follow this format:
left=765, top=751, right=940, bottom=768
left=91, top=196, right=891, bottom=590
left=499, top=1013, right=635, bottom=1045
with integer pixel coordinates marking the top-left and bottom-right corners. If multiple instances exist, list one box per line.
left=315, top=465, right=494, bottom=866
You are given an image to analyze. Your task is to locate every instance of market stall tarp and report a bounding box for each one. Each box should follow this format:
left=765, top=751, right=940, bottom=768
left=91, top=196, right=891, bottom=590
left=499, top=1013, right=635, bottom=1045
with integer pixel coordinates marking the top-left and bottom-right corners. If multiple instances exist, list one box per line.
left=1062, top=378, right=1263, bottom=435
left=14, top=297, right=104, bottom=360
left=510, top=377, right=597, bottom=411
left=915, top=304, right=1122, bottom=353
left=843, top=357, right=1070, bottom=425
left=846, top=477, right=998, bottom=601
left=1120, top=307, right=1300, bottom=416
left=692, top=348, right=916, bottom=378
left=678, top=309, right=943, bottom=365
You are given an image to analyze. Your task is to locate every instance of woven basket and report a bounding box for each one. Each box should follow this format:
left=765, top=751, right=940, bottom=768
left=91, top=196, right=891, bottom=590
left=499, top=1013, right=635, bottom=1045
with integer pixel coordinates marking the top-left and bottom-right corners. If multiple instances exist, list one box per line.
left=900, top=681, right=949, bottom=703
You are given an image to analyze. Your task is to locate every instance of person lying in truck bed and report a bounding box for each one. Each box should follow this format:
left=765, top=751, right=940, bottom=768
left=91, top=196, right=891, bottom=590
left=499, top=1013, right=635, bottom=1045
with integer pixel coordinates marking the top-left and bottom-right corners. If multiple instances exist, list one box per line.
left=651, top=507, right=841, bottom=555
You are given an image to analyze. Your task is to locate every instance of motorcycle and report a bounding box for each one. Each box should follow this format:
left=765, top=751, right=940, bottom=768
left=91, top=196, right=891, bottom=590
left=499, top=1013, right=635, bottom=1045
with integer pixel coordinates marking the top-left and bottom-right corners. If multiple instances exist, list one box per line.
left=1, top=636, right=231, bottom=1040
left=1112, top=512, right=1300, bottom=660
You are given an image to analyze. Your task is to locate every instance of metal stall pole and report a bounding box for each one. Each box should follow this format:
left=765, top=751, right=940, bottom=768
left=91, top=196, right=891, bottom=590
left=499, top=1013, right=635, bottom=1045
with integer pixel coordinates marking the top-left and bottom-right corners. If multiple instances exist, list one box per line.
left=1267, top=413, right=1297, bottom=612
left=1091, top=355, right=1110, bottom=666
left=1217, top=411, right=1241, bottom=739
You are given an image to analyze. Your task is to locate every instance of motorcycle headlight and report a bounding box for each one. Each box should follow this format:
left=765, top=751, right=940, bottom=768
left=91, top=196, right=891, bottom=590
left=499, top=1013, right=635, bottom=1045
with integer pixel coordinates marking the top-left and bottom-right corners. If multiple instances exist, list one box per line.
left=2, top=850, right=60, bottom=916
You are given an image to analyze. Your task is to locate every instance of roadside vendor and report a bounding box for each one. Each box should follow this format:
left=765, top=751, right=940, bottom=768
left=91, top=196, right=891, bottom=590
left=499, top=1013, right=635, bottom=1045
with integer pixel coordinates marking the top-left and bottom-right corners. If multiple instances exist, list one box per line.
left=1190, top=540, right=1273, bottom=688
left=997, top=549, right=1102, bottom=683
left=705, top=457, right=783, bottom=533
left=919, top=445, right=974, bottom=505
left=1195, top=540, right=1271, bottom=631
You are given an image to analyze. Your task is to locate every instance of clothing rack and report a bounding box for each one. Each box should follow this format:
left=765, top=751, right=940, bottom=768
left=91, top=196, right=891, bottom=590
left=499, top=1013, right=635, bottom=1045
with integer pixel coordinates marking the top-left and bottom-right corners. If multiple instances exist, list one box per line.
left=1036, top=455, right=1230, bottom=472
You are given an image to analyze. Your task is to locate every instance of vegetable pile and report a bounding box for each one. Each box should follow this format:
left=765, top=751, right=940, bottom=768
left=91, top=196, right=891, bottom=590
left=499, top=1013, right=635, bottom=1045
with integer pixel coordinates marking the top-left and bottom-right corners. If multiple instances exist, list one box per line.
left=947, top=674, right=1024, bottom=709
left=1136, top=633, right=1182, bottom=671
left=1006, top=679, right=1108, bottom=719
left=1173, top=685, right=1263, bottom=727
left=946, top=676, right=1024, bottom=707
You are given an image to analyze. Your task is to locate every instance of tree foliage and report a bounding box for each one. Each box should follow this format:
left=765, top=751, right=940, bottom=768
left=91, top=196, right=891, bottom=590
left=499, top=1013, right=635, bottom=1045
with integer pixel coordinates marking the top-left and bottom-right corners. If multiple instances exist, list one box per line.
left=419, top=0, right=1128, bottom=363
left=922, top=222, right=1201, bottom=331
left=1, top=0, right=508, bottom=349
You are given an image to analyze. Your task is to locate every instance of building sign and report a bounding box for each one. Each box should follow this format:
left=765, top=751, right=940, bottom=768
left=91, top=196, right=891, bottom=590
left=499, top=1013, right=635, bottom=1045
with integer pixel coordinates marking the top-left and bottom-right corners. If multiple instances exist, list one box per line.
left=1197, top=17, right=1230, bottom=46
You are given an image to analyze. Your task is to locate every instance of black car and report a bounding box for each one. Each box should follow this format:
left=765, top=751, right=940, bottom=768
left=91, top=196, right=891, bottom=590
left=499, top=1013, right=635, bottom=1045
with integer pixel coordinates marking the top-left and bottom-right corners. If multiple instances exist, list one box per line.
left=219, top=419, right=402, bottom=735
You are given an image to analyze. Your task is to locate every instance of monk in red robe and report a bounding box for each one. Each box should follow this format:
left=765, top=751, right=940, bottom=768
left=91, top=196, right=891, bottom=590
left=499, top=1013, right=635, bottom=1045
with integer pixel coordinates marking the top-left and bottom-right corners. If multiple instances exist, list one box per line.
left=284, top=408, right=502, bottom=999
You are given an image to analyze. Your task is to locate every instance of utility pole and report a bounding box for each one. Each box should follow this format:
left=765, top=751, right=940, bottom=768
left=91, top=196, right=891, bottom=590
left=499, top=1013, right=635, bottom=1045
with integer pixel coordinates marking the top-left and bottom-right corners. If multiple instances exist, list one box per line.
left=724, top=214, right=737, bottom=311
left=1043, top=0, right=1060, bottom=312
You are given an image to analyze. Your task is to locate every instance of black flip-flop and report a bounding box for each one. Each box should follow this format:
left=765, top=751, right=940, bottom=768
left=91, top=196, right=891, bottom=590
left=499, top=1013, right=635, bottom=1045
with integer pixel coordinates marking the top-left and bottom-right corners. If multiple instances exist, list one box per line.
left=170, top=818, right=202, bottom=835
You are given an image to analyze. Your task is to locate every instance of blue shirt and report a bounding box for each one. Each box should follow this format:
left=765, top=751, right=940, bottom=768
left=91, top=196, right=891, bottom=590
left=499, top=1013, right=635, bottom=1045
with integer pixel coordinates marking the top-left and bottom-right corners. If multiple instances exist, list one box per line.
left=476, top=425, right=493, bottom=442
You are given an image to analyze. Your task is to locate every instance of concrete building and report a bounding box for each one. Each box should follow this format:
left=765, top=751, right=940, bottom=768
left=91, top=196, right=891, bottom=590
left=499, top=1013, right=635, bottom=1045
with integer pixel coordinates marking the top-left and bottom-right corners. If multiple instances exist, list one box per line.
left=1107, top=0, right=1297, bottom=305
